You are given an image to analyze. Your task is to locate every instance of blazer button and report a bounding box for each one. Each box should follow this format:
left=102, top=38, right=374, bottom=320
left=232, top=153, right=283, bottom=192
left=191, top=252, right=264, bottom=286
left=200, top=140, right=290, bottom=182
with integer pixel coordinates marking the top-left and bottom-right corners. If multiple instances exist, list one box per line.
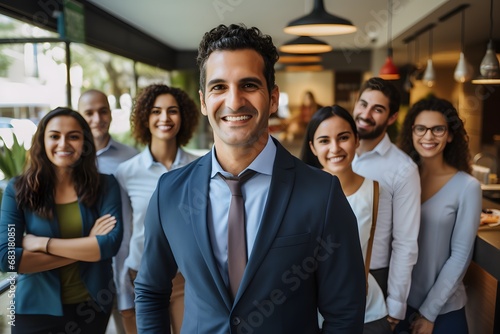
left=231, top=316, right=241, bottom=326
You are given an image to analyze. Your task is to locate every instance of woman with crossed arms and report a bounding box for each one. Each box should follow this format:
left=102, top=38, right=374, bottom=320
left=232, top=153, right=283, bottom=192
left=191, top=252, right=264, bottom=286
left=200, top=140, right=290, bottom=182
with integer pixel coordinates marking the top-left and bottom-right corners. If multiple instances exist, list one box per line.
left=0, top=107, right=123, bottom=333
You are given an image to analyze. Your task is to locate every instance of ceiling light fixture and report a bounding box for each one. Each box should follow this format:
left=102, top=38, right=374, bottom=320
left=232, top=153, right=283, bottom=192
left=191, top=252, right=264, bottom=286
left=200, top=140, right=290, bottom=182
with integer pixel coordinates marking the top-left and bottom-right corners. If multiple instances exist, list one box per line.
left=279, top=36, right=332, bottom=54
left=472, top=0, right=500, bottom=84
left=422, top=25, right=435, bottom=87
left=284, top=0, right=356, bottom=36
left=285, top=64, right=324, bottom=72
left=278, top=54, right=323, bottom=64
left=451, top=5, right=473, bottom=82
left=403, top=40, right=415, bottom=91
left=412, top=36, right=424, bottom=81
left=379, top=0, right=400, bottom=80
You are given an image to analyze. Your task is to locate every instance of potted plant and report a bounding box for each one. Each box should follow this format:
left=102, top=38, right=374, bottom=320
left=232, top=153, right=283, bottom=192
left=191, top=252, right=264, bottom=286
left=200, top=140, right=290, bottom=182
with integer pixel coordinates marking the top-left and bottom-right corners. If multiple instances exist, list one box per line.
left=0, top=134, right=27, bottom=204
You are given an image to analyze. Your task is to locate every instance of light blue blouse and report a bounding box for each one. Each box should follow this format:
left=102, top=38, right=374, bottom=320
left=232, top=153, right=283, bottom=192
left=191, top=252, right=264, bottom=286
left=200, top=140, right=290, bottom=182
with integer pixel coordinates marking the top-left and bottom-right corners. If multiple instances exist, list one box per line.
left=407, top=171, right=481, bottom=322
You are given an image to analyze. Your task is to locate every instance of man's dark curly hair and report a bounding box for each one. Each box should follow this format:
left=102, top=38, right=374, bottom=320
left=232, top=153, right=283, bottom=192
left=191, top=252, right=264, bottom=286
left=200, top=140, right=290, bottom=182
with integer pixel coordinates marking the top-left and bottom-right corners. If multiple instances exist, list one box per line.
left=196, top=24, right=279, bottom=95
left=398, top=97, right=472, bottom=173
left=359, top=77, right=401, bottom=115
left=130, top=84, right=199, bottom=147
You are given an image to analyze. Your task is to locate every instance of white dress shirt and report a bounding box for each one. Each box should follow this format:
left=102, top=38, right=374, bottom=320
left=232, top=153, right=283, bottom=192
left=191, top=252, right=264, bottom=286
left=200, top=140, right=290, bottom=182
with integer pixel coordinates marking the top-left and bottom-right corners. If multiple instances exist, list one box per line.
left=207, top=137, right=275, bottom=288
left=352, top=133, right=420, bottom=320
left=114, top=146, right=198, bottom=310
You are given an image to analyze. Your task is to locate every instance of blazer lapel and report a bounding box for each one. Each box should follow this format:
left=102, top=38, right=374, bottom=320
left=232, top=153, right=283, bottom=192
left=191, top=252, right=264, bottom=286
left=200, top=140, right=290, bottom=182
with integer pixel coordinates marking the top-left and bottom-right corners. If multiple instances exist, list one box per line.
left=235, top=139, right=295, bottom=302
left=188, top=154, right=232, bottom=309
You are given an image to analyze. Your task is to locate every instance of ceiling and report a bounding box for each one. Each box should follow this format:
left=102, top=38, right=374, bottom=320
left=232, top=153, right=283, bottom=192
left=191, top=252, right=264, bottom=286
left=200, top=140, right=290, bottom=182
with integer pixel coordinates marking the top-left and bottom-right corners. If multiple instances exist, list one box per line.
left=88, top=0, right=498, bottom=67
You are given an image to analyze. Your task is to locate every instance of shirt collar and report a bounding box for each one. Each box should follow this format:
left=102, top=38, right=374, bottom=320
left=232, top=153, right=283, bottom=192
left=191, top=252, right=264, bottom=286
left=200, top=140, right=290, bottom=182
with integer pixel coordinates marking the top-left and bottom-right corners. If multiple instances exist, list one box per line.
left=96, top=136, right=116, bottom=156
left=373, top=133, right=392, bottom=156
left=210, top=136, right=276, bottom=178
left=139, top=146, right=186, bottom=170
left=358, top=133, right=392, bottom=158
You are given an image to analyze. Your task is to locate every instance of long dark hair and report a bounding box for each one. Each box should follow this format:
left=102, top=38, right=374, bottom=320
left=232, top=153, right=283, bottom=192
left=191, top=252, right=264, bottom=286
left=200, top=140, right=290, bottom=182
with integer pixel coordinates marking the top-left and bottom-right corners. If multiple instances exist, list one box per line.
left=15, top=107, right=101, bottom=219
left=300, top=105, right=358, bottom=168
left=398, top=97, right=471, bottom=173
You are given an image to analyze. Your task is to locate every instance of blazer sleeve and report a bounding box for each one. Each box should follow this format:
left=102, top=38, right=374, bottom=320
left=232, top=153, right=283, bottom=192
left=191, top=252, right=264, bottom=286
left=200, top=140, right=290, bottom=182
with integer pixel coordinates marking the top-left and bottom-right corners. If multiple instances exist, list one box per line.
left=317, top=176, right=366, bottom=333
left=113, top=172, right=135, bottom=311
left=0, top=178, right=24, bottom=273
left=94, top=174, right=124, bottom=260
left=135, top=176, right=177, bottom=333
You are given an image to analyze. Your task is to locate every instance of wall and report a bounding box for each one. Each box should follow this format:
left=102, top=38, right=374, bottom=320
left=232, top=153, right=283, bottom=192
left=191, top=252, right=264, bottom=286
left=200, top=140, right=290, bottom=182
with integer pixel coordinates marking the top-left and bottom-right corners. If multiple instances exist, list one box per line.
left=275, top=70, right=334, bottom=116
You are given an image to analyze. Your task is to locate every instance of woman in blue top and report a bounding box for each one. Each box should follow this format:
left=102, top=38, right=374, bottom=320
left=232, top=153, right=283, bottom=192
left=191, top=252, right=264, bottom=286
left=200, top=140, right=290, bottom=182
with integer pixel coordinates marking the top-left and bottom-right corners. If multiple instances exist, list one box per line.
left=0, top=107, right=123, bottom=333
left=396, top=97, right=481, bottom=334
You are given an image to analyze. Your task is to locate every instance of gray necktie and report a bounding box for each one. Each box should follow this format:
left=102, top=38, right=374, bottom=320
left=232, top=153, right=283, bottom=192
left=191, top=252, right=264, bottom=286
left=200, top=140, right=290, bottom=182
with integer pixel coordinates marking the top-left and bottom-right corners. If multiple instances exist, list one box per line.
left=220, top=169, right=257, bottom=299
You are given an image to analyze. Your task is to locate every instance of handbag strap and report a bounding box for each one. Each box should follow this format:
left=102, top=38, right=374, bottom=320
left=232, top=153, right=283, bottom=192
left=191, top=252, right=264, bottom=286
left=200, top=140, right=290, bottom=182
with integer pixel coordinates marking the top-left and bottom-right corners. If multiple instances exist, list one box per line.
left=364, top=180, right=379, bottom=293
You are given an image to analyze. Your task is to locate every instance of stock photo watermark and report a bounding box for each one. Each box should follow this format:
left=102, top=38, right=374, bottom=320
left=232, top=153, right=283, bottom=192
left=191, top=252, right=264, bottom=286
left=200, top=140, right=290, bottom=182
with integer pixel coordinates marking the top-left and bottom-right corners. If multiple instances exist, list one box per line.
left=234, top=235, right=341, bottom=334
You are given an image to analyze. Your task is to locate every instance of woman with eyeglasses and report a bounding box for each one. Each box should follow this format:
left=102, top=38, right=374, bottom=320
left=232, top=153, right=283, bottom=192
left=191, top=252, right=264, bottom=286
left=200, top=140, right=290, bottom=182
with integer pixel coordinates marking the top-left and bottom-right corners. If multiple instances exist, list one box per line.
left=395, top=97, right=481, bottom=334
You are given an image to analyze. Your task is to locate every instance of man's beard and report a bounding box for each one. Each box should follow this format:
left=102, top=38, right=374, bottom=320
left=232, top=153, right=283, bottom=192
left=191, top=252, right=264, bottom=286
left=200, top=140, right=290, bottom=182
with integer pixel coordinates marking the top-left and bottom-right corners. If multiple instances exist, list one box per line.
left=356, top=118, right=388, bottom=140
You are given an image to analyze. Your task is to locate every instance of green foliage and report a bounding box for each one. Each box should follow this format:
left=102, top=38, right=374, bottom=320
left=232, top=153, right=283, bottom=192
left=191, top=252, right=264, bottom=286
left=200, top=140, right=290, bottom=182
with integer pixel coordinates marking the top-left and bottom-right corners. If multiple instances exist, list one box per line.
left=0, top=134, right=27, bottom=180
left=0, top=134, right=27, bottom=205
left=0, top=47, right=12, bottom=77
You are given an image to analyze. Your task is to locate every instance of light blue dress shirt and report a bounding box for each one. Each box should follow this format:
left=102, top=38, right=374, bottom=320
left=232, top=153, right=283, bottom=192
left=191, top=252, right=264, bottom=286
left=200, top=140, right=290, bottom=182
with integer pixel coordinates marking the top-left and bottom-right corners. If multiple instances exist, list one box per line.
left=114, top=146, right=198, bottom=310
left=208, top=136, right=275, bottom=287
left=96, top=137, right=138, bottom=175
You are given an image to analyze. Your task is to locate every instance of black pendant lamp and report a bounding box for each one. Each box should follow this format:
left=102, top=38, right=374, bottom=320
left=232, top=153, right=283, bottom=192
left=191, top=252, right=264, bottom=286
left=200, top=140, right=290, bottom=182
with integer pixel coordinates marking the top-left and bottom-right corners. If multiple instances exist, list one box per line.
left=279, top=36, right=333, bottom=54
left=284, top=0, right=356, bottom=36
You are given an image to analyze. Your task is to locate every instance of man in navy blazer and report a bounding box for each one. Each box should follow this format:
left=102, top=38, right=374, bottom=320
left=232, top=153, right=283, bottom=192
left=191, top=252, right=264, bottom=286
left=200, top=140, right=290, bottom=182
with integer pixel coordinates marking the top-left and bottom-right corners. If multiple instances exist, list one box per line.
left=135, top=24, right=366, bottom=333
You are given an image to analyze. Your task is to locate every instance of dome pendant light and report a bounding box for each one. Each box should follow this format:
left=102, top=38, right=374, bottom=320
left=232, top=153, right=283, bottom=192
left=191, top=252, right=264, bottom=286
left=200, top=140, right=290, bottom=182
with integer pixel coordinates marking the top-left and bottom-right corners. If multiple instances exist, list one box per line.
left=454, top=53, right=473, bottom=83
left=379, top=50, right=400, bottom=80
left=423, top=27, right=435, bottom=87
left=284, top=0, right=357, bottom=36
left=472, top=0, right=500, bottom=84
left=279, top=36, right=332, bottom=54
left=454, top=9, right=473, bottom=83
left=379, top=0, right=400, bottom=80
left=423, top=59, right=435, bottom=87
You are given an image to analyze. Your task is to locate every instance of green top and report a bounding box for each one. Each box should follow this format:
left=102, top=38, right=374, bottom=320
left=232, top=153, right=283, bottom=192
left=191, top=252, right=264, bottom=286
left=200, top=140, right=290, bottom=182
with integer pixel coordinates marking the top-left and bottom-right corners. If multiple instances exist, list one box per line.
left=55, top=201, right=90, bottom=305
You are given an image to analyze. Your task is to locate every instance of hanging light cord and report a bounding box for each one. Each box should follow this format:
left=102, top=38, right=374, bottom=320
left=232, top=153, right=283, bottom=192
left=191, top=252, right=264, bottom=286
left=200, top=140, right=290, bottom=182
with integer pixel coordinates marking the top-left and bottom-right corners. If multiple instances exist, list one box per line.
left=428, top=28, right=433, bottom=59
left=407, top=42, right=412, bottom=63
left=460, top=10, right=465, bottom=53
left=387, top=0, right=393, bottom=50
left=415, top=37, right=420, bottom=65
left=488, top=0, right=493, bottom=41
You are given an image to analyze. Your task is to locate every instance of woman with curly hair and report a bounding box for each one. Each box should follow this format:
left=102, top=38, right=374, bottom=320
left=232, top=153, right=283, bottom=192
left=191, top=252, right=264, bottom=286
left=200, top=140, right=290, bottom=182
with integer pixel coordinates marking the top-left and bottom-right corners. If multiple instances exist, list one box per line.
left=0, top=107, right=123, bottom=333
left=395, top=97, right=481, bottom=334
left=114, top=84, right=199, bottom=334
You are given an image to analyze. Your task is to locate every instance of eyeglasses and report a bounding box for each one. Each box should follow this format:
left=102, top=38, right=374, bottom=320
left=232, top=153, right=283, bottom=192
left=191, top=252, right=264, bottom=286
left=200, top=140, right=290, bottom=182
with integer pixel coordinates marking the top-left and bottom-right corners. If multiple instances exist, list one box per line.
left=412, top=125, right=448, bottom=137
